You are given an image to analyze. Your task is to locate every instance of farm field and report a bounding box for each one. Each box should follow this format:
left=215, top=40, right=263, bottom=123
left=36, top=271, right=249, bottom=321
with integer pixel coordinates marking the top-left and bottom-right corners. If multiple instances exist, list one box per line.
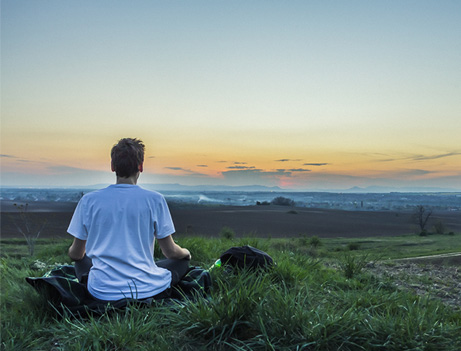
left=2, top=201, right=461, bottom=239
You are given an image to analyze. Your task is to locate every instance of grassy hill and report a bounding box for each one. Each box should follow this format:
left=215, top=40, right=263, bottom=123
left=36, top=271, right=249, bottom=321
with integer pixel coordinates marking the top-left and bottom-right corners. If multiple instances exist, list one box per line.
left=1, top=234, right=460, bottom=350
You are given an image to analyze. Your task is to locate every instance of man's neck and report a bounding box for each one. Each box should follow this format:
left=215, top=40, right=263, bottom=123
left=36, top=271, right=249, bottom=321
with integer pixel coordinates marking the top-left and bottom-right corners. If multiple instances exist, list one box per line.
left=116, top=174, right=139, bottom=185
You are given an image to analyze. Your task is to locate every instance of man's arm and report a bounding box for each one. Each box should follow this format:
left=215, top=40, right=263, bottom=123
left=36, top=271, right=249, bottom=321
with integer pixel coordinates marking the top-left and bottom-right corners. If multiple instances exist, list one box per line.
left=68, top=238, right=87, bottom=261
left=157, top=235, right=191, bottom=260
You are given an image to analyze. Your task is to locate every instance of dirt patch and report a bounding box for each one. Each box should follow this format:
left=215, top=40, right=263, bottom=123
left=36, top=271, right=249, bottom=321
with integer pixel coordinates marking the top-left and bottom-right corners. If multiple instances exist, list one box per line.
left=367, top=256, right=461, bottom=312
left=393, top=253, right=461, bottom=266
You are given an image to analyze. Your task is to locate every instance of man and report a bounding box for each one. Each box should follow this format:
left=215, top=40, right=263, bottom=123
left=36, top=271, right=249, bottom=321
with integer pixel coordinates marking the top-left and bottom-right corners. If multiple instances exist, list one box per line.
left=67, top=138, right=190, bottom=301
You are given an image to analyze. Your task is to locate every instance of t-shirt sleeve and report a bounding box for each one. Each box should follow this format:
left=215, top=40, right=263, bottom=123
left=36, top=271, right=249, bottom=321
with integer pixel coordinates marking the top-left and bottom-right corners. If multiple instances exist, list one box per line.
left=154, top=195, right=175, bottom=239
left=67, top=198, right=88, bottom=240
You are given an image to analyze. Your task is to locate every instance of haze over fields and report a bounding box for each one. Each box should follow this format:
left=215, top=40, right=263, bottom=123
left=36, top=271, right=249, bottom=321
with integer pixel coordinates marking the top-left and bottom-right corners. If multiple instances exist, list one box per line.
left=1, top=1, right=460, bottom=190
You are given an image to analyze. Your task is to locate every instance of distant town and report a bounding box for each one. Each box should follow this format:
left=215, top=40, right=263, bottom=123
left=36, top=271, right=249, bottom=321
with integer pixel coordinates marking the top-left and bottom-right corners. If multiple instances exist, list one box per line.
left=1, top=187, right=460, bottom=213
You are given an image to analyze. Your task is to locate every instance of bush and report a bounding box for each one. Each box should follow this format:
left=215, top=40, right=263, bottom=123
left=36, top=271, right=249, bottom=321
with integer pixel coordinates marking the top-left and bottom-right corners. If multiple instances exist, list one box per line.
left=433, top=220, right=445, bottom=234
left=339, top=253, right=369, bottom=279
left=9, top=203, right=47, bottom=256
left=219, top=226, right=235, bottom=240
left=309, top=236, right=322, bottom=248
left=271, top=196, right=295, bottom=207
left=347, top=242, right=361, bottom=251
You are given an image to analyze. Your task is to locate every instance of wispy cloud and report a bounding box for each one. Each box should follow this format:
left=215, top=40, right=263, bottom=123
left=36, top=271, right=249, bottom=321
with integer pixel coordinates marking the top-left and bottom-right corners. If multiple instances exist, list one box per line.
left=227, top=166, right=257, bottom=170
left=275, top=159, right=302, bottom=162
left=277, top=168, right=311, bottom=173
left=288, top=168, right=311, bottom=172
left=394, top=169, right=435, bottom=176
left=165, top=167, right=185, bottom=171
left=411, top=152, right=461, bottom=161
left=1, top=155, right=46, bottom=164
left=373, top=151, right=461, bottom=163
left=222, top=168, right=287, bottom=178
left=233, top=162, right=247, bottom=165
left=303, top=163, right=329, bottom=166
left=225, top=167, right=312, bottom=177
left=361, top=152, right=401, bottom=162
left=220, top=168, right=298, bottom=187
left=374, top=158, right=397, bottom=162
left=164, top=166, right=208, bottom=177
left=197, top=164, right=208, bottom=167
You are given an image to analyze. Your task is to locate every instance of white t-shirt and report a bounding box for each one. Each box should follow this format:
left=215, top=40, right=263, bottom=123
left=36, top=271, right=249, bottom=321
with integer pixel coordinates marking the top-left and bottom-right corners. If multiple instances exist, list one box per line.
left=67, top=184, right=175, bottom=301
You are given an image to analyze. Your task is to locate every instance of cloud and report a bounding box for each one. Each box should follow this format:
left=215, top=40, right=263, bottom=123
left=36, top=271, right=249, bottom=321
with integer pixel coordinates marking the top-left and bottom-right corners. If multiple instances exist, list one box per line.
left=216, top=160, right=227, bottom=163
left=374, top=158, right=398, bottom=162
left=392, top=169, right=435, bottom=176
left=220, top=168, right=293, bottom=187
left=1, top=164, right=113, bottom=187
left=270, top=168, right=311, bottom=176
left=274, top=168, right=311, bottom=174
left=148, top=156, right=155, bottom=159
left=227, top=166, right=257, bottom=170
left=303, top=163, right=329, bottom=166
left=373, top=151, right=461, bottom=163
left=360, top=152, right=401, bottom=162
left=164, top=166, right=208, bottom=177
left=165, top=167, right=184, bottom=171
left=197, top=164, right=208, bottom=167
left=275, top=159, right=302, bottom=162
left=233, top=162, right=247, bottom=165
left=1, top=155, right=47, bottom=164
left=411, top=152, right=461, bottom=161
left=288, top=168, right=311, bottom=172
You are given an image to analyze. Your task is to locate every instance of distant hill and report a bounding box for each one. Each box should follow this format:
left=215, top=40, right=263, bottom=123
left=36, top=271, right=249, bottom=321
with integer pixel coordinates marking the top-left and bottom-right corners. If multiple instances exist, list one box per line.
left=343, top=186, right=461, bottom=193
left=2, top=183, right=459, bottom=193
left=141, top=183, right=284, bottom=192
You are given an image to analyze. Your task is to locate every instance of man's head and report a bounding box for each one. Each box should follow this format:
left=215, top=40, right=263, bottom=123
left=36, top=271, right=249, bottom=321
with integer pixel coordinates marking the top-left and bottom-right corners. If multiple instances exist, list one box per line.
left=111, top=138, right=145, bottom=178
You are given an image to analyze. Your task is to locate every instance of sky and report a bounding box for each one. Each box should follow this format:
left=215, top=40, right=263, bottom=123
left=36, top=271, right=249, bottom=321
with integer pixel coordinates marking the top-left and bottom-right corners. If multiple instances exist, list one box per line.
left=1, top=0, right=461, bottom=190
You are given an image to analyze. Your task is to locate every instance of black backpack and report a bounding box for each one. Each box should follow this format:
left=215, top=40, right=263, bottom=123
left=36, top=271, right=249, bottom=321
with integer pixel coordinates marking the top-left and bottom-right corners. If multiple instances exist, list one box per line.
left=219, top=245, right=274, bottom=270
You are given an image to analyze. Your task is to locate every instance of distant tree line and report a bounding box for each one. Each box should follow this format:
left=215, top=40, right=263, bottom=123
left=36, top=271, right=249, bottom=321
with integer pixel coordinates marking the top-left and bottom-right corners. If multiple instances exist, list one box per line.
left=256, top=196, right=295, bottom=207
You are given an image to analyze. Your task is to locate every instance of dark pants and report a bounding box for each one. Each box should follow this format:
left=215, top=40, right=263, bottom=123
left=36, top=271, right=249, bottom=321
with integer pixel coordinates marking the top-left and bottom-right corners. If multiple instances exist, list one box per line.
left=74, top=255, right=190, bottom=297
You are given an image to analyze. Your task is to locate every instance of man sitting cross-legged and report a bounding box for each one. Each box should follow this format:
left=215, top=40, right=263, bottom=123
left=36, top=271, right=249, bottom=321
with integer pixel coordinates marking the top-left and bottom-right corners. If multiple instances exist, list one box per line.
left=67, top=137, right=191, bottom=301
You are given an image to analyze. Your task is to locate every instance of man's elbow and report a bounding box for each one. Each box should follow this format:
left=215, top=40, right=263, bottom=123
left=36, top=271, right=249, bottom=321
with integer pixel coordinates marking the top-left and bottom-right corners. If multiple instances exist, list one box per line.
left=68, top=247, right=85, bottom=261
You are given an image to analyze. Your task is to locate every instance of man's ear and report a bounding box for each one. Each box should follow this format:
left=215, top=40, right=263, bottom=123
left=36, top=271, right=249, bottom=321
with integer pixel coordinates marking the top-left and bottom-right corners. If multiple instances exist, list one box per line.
left=111, top=161, right=115, bottom=172
left=138, top=163, right=143, bottom=173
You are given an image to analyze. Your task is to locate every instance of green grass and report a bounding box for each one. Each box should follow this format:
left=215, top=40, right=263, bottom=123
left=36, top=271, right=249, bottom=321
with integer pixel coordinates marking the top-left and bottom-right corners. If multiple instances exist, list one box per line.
left=308, top=233, right=461, bottom=260
left=1, top=234, right=460, bottom=350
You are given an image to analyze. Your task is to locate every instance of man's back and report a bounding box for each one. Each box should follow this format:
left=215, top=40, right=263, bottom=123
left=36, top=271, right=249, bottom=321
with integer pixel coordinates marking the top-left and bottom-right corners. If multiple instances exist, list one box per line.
left=68, top=184, right=175, bottom=300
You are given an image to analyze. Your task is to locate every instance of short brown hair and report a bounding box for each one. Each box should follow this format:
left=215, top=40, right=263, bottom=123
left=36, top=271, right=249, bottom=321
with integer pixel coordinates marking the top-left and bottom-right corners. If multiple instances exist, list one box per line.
left=111, top=138, right=145, bottom=178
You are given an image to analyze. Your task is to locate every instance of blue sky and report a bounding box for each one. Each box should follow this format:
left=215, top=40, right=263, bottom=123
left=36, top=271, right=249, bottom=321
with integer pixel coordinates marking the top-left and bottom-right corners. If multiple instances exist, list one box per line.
left=1, top=1, right=460, bottom=189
